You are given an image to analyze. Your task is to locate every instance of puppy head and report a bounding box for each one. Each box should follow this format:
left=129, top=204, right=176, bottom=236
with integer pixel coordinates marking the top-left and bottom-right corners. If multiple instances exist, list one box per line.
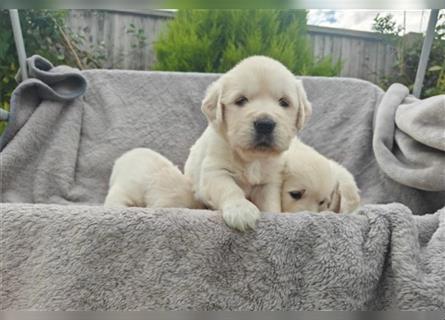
left=281, top=140, right=338, bottom=213
left=281, top=140, right=361, bottom=213
left=201, top=56, right=312, bottom=159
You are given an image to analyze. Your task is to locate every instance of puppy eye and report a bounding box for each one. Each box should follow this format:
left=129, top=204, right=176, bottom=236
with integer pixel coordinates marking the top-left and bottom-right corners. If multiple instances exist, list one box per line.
left=279, top=98, right=289, bottom=108
left=289, top=190, right=305, bottom=200
left=319, top=200, right=325, bottom=206
left=235, top=96, right=248, bottom=107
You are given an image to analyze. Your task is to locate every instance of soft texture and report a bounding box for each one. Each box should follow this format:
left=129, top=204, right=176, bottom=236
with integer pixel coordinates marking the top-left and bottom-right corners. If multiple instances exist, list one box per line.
left=104, top=148, right=203, bottom=209
left=373, top=83, right=445, bottom=192
left=1, top=55, right=444, bottom=310
left=2, top=203, right=444, bottom=311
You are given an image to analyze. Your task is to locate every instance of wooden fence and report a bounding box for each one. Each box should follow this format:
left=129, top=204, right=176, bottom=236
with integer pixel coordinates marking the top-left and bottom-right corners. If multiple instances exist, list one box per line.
left=67, top=10, right=174, bottom=70
left=308, top=25, right=398, bottom=82
left=67, top=9, right=399, bottom=83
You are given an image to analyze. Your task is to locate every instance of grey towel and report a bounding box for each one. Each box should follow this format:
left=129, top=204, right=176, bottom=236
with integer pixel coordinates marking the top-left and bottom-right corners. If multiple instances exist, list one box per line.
left=373, top=83, right=445, bottom=192
left=1, top=56, right=444, bottom=310
left=0, top=55, right=87, bottom=151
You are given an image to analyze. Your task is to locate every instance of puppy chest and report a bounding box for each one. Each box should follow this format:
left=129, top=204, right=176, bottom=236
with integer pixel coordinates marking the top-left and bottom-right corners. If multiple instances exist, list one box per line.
left=243, top=160, right=273, bottom=186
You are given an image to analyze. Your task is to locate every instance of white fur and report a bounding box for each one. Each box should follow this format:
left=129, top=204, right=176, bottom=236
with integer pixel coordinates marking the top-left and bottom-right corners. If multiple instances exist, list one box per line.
left=104, top=148, right=204, bottom=209
left=281, top=138, right=360, bottom=214
left=329, top=159, right=361, bottom=213
left=184, top=56, right=312, bottom=231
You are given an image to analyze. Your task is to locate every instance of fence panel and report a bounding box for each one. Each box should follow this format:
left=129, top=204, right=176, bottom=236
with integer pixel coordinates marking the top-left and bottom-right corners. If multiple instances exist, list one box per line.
left=66, top=10, right=398, bottom=83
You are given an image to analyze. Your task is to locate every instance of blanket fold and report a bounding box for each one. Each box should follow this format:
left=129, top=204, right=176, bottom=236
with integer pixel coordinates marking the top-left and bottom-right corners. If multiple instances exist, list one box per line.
left=0, top=55, right=87, bottom=150
left=373, top=83, right=445, bottom=192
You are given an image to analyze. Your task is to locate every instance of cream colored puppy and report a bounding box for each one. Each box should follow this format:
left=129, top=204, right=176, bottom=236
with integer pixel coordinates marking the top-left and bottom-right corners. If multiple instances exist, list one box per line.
left=185, top=56, right=312, bottom=231
left=281, top=138, right=360, bottom=214
left=104, top=148, right=203, bottom=209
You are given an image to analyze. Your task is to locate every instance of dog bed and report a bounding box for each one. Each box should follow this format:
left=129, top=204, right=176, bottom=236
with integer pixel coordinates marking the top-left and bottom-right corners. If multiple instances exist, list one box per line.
left=1, top=55, right=444, bottom=310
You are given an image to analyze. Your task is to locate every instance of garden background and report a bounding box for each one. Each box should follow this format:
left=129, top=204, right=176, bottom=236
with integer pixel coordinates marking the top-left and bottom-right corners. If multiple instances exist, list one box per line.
left=1, top=9, right=444, bottom=133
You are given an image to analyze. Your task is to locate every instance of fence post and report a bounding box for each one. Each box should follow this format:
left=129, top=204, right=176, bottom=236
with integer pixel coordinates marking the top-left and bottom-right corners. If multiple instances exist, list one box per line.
left=413, top=9, right=439, bottom=98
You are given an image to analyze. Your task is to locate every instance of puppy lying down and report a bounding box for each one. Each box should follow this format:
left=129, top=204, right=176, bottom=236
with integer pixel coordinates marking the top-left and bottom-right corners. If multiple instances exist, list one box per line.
left=281, top=138, right=360, bottom=214
left=104, top=143, right=360, bottom=214
left=104, top=148, right=203, bottom=209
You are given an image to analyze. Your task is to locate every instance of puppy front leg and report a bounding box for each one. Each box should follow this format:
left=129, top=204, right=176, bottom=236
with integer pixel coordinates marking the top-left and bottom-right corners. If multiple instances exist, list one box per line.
left=251, top=182, right=282, bottom=213
left=200, top=169, right=261, bottom=231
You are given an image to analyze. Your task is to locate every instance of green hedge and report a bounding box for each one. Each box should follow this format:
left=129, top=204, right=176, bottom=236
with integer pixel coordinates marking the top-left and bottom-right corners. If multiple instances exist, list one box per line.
left=154, top=10, right=341, bottom=76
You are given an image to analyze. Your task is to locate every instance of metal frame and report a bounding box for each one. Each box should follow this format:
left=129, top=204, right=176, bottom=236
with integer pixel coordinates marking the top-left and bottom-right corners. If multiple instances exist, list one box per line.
left=9, top=9, right=28, bottom=81
left=413, top=9, right=440, bottom=98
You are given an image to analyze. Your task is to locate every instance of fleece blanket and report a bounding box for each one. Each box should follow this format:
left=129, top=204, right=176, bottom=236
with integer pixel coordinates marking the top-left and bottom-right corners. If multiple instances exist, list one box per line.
left=1, top=55, right=444, bottom=310
left=373, top=83, right=445, bottom=192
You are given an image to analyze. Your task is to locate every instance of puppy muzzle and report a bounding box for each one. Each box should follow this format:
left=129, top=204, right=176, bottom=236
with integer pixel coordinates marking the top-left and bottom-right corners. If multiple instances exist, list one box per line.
left=252, top=117, right=276, bottom=150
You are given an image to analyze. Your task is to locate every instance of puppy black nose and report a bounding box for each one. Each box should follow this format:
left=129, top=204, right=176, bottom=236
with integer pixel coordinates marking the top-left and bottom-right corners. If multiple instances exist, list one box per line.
left=254, top=118, right=276, bottom=135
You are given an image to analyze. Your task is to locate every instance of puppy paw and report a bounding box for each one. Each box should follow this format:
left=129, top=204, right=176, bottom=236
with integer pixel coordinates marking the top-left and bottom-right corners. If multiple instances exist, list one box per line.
left=222, top=199, right=261, bottom=231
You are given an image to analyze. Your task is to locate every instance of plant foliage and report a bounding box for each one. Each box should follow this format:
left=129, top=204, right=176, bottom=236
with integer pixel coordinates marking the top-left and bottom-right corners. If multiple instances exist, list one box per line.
left=372, top=13, right=403, bottom=36
left=373, top=11, right=445, bottom=97
left=0, top=9, right=105, bottom=133
left=154, top=10, right=341, bottom=76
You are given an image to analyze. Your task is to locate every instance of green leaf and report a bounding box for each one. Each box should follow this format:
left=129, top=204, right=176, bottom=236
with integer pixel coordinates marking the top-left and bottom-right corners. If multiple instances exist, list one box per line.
left=428, top=65, right=442, bottom=72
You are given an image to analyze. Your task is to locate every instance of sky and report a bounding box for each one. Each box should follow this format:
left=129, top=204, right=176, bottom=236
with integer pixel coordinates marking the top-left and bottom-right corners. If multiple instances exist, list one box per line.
left=307, top=10, right=433, bottom=33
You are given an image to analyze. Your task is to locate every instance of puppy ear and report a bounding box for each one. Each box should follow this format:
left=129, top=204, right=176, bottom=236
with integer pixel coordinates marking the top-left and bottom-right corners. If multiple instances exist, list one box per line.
left=329, top=163, right=361, bottom=213
left=295, top=80, right=312, bottom=131
left=201, top=80, right=223, bottom=128
left=337, top=182, right=361, bottom=213
left=329, top=183, right=342, bottom=213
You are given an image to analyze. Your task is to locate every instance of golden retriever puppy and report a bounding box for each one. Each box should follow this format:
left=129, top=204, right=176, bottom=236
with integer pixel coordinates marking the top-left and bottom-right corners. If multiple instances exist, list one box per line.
left=281, top=138, right=360, bottom=214
left=184, top=56, right=312, bottom=231
left=104, top=148, right=204, bottom=209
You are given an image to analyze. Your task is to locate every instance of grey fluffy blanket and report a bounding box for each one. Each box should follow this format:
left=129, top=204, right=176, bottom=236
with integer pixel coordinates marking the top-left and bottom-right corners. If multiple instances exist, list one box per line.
left=373, top=83, right=445, bottom=192
left=1, top=55, right=444, bottom=310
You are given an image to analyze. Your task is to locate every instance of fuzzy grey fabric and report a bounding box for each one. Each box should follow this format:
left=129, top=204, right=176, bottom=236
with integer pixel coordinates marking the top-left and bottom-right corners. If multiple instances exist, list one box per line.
left=0, top=55, right=87, bottom=151
left=1, top=56, right=444, bottom=310
left=1, top=203, right=444, bottom=310
left=373, top=83, right=445, bottom=192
